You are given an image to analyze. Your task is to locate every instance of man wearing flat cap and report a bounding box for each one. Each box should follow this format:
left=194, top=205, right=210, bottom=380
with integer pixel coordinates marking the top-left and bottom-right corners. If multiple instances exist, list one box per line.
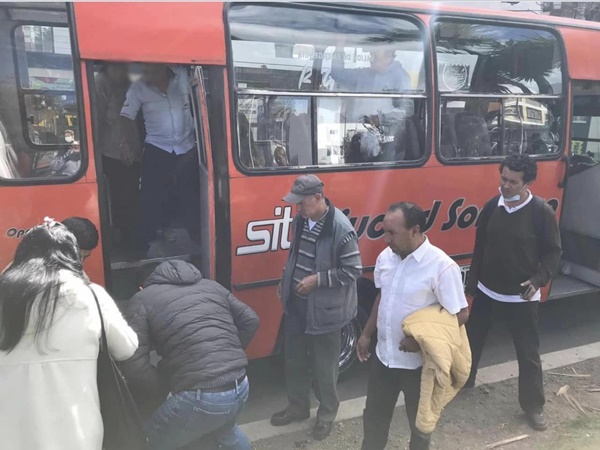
left=271, top=174, right=362, bottom=441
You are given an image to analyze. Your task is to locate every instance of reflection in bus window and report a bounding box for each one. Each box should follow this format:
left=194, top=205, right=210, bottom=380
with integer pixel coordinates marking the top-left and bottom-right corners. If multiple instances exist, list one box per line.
left=0, top=7, right=83, bottom=181
left=440, top=97, right=560, bottom=158
left=435, top=21, right=563, bottom=160
left=317, top=98, right=425, bottom=164
left=229, top=4, right=427, bottom=169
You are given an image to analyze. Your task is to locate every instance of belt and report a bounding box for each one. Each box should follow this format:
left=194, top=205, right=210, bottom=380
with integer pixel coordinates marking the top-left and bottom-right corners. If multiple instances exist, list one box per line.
left=200, top=375, right=246, bottom=393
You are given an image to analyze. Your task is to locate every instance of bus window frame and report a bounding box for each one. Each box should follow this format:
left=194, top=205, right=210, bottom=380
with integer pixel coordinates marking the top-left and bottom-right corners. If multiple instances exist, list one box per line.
left=0, top=13, right=88, bottom=186
left=431, top=16, right=569, bottom=167
left=224, top=2, right=433, bottom=176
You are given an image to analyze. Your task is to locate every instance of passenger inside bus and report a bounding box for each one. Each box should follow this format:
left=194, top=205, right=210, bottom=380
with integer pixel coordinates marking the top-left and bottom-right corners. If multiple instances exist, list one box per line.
left=95, top=62, right=142, bottom=248
left=119, top=63, right=201, bottom=259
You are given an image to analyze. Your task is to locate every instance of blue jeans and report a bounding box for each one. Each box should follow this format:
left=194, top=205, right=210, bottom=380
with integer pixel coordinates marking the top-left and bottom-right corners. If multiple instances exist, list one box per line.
left=145, top=377, right=251, bottom=450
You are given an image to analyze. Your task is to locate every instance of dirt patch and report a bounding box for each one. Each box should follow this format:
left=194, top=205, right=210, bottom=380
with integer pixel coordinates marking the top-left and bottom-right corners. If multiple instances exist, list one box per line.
left=253, top=357, right=600, bottom=450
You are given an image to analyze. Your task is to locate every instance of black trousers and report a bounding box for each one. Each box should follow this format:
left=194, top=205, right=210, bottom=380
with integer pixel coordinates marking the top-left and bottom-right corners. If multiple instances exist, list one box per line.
left=102, top=155, right=140, bottom=242
left=284, top=329, right=341, bottom=422
left=466, top=290, right=545, bottom=414
left=361, top=355, right=430, bottom=450
left=139, top=144, right=200, bottom=248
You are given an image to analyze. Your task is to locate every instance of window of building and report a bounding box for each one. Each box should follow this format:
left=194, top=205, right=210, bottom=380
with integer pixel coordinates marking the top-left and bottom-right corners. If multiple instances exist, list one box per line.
left=0, top=6, right=84, bottom=181
left=229, top=4, right=427, bottom=170
left=435, top=20, right=564, bottom=161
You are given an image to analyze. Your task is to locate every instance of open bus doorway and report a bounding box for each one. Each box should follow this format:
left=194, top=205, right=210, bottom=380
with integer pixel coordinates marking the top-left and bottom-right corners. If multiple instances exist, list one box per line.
left=91, top=62, right=213, bottom=300
left=551, top=80, right=600, bottom=299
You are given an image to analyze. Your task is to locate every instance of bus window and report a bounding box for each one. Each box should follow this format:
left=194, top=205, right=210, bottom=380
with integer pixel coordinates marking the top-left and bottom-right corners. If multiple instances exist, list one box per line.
left=229, top=4, right=427, bottom=169
left=0, top=5, right=84, bottom=181
left=434, top=21, right=564, bottom=160
left=570, top=82, right=600, bottom=175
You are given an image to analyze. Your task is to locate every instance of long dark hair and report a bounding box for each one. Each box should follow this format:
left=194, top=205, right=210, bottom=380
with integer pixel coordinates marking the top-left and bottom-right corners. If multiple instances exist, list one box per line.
left=0, top=223, right=84, bottom=352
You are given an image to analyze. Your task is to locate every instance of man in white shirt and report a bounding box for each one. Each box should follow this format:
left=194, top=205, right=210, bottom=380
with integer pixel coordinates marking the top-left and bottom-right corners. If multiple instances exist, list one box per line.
left=357, top=202, right=469, bottom=450
left=120, top=64, right=199, bottom=254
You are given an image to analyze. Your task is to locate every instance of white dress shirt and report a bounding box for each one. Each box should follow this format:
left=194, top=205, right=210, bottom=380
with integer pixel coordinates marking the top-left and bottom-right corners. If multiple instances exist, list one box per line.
left=478, top=191, right=542, bottom=303
left=375, top=237, right=468, bottom=369
left=121, top=65, right=195, bottom=155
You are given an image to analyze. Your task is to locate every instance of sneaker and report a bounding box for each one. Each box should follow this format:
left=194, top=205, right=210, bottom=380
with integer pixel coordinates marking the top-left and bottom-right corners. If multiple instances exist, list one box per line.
left=526, top=412, right=548, bottom=431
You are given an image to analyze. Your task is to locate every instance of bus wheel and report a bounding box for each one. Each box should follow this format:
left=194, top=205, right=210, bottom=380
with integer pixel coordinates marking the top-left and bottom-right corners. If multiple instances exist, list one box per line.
left=338, top=306, right=368, bottom=375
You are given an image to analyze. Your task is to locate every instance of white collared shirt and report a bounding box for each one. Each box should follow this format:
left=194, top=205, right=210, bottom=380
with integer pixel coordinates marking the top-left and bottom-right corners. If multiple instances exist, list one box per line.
left=478, top=191, right=541, bottom=303
left=375, top=237, right=468, bottom=369
left=121, top=65, right=195, bottom=155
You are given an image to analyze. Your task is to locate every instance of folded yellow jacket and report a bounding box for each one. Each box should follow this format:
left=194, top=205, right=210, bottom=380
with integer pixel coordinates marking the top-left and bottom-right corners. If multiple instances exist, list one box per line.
left=402, top=305, right=472, bottom=434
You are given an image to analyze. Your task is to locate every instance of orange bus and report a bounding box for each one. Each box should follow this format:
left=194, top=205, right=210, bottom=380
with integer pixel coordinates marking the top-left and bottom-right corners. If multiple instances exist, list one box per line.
left=2, top=2, right=600, bottom=372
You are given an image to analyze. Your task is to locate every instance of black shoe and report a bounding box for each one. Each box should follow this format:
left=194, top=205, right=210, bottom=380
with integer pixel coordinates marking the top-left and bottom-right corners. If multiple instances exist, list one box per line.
left=313, top=420, right=333, bottom=441
left=526, top=412, right=548, bottom=431
left=270, top=409, right=310, bottom=427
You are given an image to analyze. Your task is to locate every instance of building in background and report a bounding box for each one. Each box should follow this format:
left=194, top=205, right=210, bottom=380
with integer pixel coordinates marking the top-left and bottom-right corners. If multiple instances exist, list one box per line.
left=542, top=2, right=600, bottom=21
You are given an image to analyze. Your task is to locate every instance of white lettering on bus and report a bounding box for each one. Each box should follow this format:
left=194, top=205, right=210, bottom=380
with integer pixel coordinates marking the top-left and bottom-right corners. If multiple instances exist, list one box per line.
left=236, top=206, right=293, bottom=256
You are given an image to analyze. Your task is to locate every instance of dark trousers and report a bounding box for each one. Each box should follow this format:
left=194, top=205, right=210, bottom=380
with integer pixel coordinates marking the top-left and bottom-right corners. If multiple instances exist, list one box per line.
left=284, top=329, right=341, bottom=422
left=466, top=290, right=545, bottom=414
left=139, top=144, right=200, bottom=247
left=102, top=155, right=140, bottom=242
left=361, top=355, right=430, bottom=450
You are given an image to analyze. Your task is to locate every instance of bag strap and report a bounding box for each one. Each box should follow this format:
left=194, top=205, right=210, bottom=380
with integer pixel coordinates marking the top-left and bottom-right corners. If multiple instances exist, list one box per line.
left=89, top=286, right=109, bottom=352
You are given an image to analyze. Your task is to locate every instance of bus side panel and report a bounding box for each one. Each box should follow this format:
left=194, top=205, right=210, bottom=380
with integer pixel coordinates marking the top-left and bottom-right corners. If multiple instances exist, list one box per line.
left=74, top=3, right=226, bottom=65
left=0, top=183, right=105, bottom=283
left=560, top=27, right=600, bottom=81
left=230, top=161, right=565, bottom=358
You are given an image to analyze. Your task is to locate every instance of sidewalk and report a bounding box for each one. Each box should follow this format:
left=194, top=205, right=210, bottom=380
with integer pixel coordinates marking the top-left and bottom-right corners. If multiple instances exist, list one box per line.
left=252, top=355, right=600, bottom=450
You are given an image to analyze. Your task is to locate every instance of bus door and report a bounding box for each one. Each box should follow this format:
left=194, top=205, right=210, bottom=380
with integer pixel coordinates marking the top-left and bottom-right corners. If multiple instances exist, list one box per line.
left=189, top=66, right=216, bottom=281
left=554, top=80, right=600, bottom=298
left=97, top=64, right=215, bottom=299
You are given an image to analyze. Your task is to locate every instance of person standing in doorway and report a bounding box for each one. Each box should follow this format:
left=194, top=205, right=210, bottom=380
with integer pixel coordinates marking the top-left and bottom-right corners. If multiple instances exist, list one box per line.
left=357, top=203, right=469, bottom=450
left=271, top=175, right=362, bottom=441
left=465, top=154, right=562, bottom=431
left=120, top=64, right=200, bottom=255
left=95, top=62, right=141, bottom=246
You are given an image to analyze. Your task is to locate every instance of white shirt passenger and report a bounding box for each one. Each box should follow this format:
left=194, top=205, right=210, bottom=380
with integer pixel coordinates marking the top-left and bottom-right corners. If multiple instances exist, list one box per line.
left=120, top=65, right=195, bottom=155
left=375, top=237, right=468, bottom=369
left=477, top=191, right=542, bottom=303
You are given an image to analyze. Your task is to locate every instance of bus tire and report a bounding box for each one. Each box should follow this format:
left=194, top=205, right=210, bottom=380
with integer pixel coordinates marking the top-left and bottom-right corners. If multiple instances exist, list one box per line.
left=338, top=305, right=368, bottom=375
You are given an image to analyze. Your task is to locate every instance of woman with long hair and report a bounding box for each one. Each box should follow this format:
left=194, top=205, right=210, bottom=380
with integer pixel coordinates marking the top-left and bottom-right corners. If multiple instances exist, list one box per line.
left=0, top=218, right=138, bottom=450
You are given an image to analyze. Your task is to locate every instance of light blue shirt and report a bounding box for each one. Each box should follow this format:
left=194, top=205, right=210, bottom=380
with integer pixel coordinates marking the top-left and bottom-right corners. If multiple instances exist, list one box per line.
left=120, top=65, right=195, bottom=155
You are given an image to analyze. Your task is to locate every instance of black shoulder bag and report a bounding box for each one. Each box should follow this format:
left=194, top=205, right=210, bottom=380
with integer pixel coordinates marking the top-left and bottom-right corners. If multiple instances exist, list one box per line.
left=90, top=287, right=148, bottom=450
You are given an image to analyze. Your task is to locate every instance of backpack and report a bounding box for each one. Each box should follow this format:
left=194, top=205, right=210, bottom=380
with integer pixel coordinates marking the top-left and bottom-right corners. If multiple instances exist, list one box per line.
left=477, top=194, right=548, bottom=258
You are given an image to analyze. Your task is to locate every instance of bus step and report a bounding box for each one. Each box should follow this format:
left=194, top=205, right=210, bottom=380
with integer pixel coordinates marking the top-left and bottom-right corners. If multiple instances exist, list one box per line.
left=110, top=254, right=192, bottom=271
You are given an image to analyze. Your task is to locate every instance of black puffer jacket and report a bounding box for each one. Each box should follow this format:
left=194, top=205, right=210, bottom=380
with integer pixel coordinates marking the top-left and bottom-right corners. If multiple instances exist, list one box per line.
left=122, top=260, right=259, bottom=395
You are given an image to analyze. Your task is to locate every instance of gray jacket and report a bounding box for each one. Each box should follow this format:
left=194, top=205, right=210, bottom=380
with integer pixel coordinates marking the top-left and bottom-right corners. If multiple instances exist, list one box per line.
left=281, top=203, right=361, bottom=334
left=122, top=260, right=259, bottom=395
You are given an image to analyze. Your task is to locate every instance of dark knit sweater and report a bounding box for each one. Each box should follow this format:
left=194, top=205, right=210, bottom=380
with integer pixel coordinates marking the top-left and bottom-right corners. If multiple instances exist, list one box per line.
left=467, top=197, right=562, bottom=296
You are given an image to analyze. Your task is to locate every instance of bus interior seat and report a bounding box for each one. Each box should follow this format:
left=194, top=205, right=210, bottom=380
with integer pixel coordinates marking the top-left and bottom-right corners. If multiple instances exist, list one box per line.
left=287, top=112, right=311, bottom=166
left=455, top=112, right=492, bottom=157
left=440, top=113, right=458, bottom=158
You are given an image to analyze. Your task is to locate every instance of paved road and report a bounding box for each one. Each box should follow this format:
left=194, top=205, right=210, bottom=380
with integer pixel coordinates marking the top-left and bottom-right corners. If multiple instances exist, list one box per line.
left=238, top=293, right=600, bottom=425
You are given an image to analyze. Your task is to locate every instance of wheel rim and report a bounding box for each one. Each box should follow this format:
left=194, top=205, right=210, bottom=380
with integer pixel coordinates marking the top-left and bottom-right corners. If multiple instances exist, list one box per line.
left=339, top=318, right=361, bottom=373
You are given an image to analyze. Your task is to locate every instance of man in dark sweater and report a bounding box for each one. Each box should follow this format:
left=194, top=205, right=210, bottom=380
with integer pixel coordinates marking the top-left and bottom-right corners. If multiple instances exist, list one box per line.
left=271, top=175, right=362, bottom=441
left=465, top=154, right=562, bottom=432
left=122, top=260, right=259, bottom=450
